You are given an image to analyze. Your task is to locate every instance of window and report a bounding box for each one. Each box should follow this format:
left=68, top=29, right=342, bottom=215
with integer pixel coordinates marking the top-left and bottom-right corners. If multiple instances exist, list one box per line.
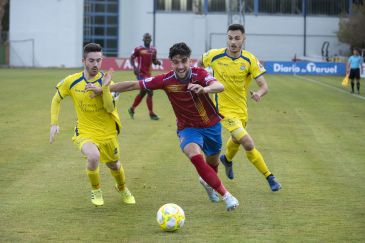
left=154, top=0, right=351, bottom=15
left=84, top=0, right=119, bottom=57
left=156, top=0, right=198, bottom=12
left=259, top=0, right=302, bottom=15
left=306, top=0, right=350, bottom=16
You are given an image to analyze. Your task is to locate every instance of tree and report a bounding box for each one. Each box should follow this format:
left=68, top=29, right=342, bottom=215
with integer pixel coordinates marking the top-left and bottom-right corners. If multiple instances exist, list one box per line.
left=338, top=3, right=365, bottom=50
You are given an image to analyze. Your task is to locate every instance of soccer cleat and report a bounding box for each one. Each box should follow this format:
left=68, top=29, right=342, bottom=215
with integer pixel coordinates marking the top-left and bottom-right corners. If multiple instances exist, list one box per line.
left=220, top=155, right=234, bottom=180
left=128, top=108, right=135, bottom=119
left=267, top=175, right=282, bottom=192
left=223, top=192, right=239, bottom=211
left=199, top=177, right=220, bottom=203
left=91, top=188, right=104, bottom=207
left=115, top=185, right=136, bottom=204
left=150, top=113, right=160, bottom=120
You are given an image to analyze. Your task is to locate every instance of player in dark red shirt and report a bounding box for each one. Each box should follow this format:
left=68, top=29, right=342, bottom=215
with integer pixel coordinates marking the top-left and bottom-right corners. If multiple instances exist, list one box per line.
left=86, top=42, right=239, bottom=211
left=129, top=33, right=161, bottom=120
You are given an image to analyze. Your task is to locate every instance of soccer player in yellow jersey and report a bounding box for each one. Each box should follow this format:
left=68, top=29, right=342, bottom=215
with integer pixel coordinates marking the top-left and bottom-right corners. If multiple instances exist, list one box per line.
left=198, top=24, right=281, bottom=191
left=49, top=43, right=135, bottom=206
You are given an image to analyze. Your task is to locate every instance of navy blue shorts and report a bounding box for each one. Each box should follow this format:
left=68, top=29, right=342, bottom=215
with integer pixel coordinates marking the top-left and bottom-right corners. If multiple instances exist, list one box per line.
left=177, top=122, right=222, bottom=156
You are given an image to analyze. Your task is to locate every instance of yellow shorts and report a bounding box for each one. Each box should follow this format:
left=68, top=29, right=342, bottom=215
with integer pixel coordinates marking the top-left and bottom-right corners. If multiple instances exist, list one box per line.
left=221, top=117, right=248, bottom=141
left=73, top=135, right=120, bottom=163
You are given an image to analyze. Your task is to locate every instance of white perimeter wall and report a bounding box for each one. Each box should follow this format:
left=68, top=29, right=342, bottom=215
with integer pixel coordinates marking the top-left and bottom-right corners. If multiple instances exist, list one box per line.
left=120, top=1, right=349, bottom=61
left=9, top=0, right=83, bottom=67
left=9, top=0, right=349, bottom=67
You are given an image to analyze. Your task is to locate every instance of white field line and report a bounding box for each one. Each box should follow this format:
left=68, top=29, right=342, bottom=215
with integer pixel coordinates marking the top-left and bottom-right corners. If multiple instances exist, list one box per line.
left=294, top=74, right=365, bottom=101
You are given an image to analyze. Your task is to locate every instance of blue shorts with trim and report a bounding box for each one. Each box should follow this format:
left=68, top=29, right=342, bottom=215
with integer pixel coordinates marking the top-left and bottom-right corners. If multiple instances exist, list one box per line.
left=177, top=122, right=222, bottom=156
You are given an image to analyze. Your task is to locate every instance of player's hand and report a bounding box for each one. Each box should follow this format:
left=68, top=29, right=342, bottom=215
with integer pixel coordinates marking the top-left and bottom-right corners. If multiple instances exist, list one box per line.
left=133, top=69, right=139, bottom=76
left=49, top=125, right=60, bottom=144
left=188, top=83, right=205, bottom=94
left=85, top=83, right=102, bottom=98
left=250, top=90, right=261, bottom=102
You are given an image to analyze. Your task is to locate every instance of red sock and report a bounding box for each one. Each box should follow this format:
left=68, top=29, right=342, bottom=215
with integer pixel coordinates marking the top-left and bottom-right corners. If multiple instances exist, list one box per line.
left=208, top=162, right=218, bottom=173
left=132, top=95, right=143, bottom=109
left=146, top=94, right=153, bottom=114
left=190, top=154, right=227, bottom=196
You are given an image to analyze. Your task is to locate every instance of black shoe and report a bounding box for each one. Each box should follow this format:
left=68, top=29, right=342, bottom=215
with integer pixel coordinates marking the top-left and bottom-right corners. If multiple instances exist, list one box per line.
left=128, top=108, right=135, bottom=119
left=150, top=113, right=160, bottom=120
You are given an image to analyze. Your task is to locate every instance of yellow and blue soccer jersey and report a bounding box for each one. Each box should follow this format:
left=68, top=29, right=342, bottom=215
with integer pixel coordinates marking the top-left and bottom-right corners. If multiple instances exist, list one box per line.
left=55, top=71, right=121, bottom=138
left=202, top=48, right=266, bottom=121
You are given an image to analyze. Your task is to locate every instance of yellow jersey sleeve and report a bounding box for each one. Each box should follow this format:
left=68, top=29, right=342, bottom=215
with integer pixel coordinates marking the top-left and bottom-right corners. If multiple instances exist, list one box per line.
left=202, top=48, right=225, bottom=68
left=56, top=76, right=73, bottom=99
left=246, top=52, right=266, bottom=79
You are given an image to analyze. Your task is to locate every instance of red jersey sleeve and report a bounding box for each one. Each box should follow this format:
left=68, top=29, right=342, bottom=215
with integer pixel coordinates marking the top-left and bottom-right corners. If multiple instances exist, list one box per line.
left=195, top=68, right=217, bottom=87
left=138, top=74, right=164, bottom=90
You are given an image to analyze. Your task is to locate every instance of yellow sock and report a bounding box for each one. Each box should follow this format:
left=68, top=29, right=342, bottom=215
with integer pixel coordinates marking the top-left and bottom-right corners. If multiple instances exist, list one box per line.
left=86, top=167, right=101, bottom=189
left=225, top=137, right=240, bottom=162
left=110, top=165, right=126, bottom=191
left=246, top=148, right=271, bottom=177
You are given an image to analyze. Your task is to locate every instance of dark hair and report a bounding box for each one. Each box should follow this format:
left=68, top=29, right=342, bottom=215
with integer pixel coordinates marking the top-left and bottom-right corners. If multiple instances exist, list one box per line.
left=83, top=43, right=102, bottom=58
left=227, top=24, right=245, bottom=34
left=169, top=42, right=191, bottom=59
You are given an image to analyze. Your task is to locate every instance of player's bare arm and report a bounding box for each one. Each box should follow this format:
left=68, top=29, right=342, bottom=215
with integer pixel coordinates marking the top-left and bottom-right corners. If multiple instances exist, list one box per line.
left=250, top=76, right=268, bottom=102
left=110, top=81, right=141, bottom=92
left=188, top=81, right=224, bottom=94
left=130, top=54, right=139, bottom=76
left=153, top=57, right=161, bottom=66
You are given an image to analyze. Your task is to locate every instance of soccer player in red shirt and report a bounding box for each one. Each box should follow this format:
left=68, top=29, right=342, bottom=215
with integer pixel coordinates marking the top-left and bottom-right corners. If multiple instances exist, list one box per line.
left=129, top=33, right=161, bottom=120
left=87, top=42, right=239, bottom=211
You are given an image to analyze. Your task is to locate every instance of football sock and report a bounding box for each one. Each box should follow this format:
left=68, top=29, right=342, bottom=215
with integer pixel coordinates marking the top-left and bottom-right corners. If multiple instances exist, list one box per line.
left=356, top=82, right=360, bottom=92
left=225, top=137, right=240, bottom=162
left=246, top=148, right=272, bottom=178
left=110, top=165, right=126, bottom=191
left=146, top=94, right=154, bottom=114
left=207, top=162, right=218, bottom=173
left=190, top=154, right=227, bottom=196
left=87, top=167, right=101, bottom=189
left=351, top=81, right=354, bottom=92
left=131, top=95, right=143, bottom=109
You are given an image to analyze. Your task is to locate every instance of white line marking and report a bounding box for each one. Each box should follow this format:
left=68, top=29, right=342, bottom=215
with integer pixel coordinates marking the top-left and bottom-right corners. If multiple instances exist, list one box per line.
left=294, top=75, right=365, bottom=101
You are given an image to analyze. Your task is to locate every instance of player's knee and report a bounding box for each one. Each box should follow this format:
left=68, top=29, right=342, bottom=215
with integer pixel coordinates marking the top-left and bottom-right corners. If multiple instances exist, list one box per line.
left=240, top=136, right=255, bottom=151
left=87, top=153, right=100, bottom=165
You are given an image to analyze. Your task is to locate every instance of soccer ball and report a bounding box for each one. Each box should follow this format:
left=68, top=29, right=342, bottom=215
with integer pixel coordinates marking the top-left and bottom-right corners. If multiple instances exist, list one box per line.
left=156, top=203, right=185, bottom=232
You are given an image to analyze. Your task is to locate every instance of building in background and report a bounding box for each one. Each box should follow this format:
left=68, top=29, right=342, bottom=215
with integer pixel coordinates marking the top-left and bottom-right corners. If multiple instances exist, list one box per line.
left=7, top=0, right=355, bottom=67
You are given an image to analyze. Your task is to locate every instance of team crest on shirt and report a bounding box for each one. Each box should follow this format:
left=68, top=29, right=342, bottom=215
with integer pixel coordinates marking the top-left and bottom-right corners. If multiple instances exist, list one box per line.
left=240, top=65, right=246, bottom=70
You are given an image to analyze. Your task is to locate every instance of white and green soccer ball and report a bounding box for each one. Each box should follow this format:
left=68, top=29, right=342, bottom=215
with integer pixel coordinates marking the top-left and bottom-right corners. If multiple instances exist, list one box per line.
left=156, top=203, right=185, bottom=232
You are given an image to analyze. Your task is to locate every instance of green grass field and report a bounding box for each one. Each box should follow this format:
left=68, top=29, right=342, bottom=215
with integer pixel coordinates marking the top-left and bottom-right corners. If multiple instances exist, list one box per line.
left=0, top=68, right=364, bottom=242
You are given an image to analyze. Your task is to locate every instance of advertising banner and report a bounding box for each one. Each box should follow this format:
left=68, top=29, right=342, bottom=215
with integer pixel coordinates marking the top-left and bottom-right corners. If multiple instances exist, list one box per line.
left=264, top=61, right=346, bottom=76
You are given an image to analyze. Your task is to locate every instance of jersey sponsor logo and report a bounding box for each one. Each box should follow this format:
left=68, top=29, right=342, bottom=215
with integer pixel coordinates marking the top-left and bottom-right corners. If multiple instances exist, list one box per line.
left=144, top=77, right=153, bottom=83
left=218, top=62, right=229, bottom=66
left=166, top=84, right=186, bottom=92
